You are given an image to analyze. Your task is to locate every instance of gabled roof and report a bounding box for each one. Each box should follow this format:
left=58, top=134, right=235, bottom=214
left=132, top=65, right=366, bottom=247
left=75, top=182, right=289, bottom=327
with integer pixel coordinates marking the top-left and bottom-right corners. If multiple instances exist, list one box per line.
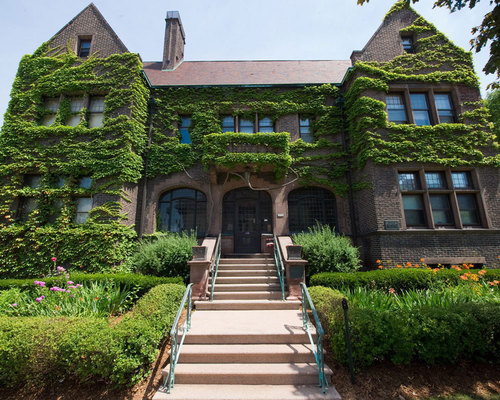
left=142, top=60, right=352, bottom=86
left=51, top=3, right=129, bottom=53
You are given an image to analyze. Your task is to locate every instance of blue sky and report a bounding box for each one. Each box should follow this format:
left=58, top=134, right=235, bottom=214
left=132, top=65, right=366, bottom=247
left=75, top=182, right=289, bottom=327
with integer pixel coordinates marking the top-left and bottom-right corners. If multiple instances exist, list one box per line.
left=0, top=0, right=495, bottom=127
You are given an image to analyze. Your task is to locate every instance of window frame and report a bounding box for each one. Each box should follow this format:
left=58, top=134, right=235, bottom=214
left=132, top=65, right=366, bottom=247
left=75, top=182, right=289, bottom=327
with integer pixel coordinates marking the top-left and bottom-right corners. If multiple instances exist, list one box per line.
left=179, top=116, right=192, bottom=144
left=401, top=36, right=415, bottom=53
left=398, top=168, right=486, bottom=229
left=299, top=115, right=314, bottom=143
left=77, top=37, right=92, bottom=58
left=386, top=94, right=409, bottom=124
left=87, top=96, right=105, bottom=128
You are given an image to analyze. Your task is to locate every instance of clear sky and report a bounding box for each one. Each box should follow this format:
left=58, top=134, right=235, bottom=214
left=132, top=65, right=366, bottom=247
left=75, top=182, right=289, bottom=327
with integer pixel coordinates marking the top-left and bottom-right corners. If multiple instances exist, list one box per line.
left=0, top=0, right=495, bottom=127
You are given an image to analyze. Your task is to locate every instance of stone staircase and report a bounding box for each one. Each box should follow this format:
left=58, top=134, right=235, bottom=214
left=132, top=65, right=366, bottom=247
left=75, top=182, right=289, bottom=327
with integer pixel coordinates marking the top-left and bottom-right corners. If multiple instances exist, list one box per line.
left=153, top=255, right=341, bottom=400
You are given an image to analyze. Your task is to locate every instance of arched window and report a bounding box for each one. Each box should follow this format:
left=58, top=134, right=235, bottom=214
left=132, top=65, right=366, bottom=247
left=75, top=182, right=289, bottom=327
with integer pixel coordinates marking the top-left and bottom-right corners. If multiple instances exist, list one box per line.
left=158, top=188, right=207, bottom=237
left=288, top=187, right=337, bottom=233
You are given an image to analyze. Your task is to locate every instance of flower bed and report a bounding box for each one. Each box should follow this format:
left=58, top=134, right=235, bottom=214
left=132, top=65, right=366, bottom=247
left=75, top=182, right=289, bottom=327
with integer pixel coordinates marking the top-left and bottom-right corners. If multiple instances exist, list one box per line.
left=0, top=283, right=185, bottom=387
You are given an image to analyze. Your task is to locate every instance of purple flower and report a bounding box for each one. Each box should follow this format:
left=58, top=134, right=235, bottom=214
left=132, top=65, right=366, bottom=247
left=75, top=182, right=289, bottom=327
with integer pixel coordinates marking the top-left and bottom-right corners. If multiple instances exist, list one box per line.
left=35, top=297, right=43, bottom=303
left=50, top=286, right=59, bottom=291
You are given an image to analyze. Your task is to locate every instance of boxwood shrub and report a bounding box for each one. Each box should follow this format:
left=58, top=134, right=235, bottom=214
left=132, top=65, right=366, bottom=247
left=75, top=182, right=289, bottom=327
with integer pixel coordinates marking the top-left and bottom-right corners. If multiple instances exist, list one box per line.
left=310, top=268, right=500, bottom=291
left=0, top=283, right=185, bottom=387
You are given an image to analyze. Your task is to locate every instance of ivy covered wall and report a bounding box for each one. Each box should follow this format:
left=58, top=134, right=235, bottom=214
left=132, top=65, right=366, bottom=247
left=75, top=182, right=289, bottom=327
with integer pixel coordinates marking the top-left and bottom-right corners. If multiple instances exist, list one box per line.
left=0, top=43, right=149, bottom=277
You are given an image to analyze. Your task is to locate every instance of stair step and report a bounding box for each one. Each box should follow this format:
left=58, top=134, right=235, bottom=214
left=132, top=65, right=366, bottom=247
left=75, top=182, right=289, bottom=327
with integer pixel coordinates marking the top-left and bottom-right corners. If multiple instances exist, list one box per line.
left=183, top=310, right=315, bottom=344
left=213, top=291, right=283, bottom=300
left=219, top=263, right=276, bottom=269
left=176, top=343, right=317, bottom=363
left=154, top=384, right=341, bottom=400
left=162, top=363, right=332, bottom=385
left=218, top=269, right=277, bottom=277
left=213, top=276, right=280, bottom=284
left=214, top=283, right=282, bottom=292
left=195, top=300, right=301, bottom=310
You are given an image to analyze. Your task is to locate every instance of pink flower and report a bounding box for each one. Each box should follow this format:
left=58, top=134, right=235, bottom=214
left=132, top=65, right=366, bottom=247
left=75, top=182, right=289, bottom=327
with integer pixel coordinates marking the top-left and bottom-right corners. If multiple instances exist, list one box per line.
left=10, top=303, right=17, bottom=307
left=51, top=257, right=57, bottom=262
left=36, top=297, right=43, bottom=303
left=67, top=281, right=74, bottom=285
left=57, top=266, right=65, bottom=272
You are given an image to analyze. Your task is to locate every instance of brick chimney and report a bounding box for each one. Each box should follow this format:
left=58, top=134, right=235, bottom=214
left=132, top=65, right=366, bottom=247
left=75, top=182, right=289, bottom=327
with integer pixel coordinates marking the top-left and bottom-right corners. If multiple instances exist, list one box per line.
left=162, top=11, right=185, bottom=71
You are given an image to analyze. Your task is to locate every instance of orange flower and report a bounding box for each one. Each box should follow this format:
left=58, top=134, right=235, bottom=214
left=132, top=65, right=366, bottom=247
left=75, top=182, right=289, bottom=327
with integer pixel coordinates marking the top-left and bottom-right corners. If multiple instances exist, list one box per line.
left=406, top=262, right=412, bottom=267
left=388, top=288, right=395, bottom=294
left=94, top=297, right=99, bottom=301
left=460, top=275, right=468, bottom=280
left=494, top=280, right=500, bottom=285
left=378, top=265, right=383, bottom=269
left=470, top=274, right=479, bottom=281
left=376, top=260, right=382, bottom=264
left=420, top=258, right=425, bottom=262
left=488, top=281, right=495, bottom=286
left=478, top=270, right=487, bottom=275
left=397, top=264, right=402, bottom=268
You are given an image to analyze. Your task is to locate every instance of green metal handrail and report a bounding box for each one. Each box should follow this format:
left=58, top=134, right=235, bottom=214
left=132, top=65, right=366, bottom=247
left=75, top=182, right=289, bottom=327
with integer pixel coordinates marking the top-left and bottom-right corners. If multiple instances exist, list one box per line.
left=300, top=282, right=328, bottom=393
left=272, top=235, right=286, bottom=301
left=210, top=234, right=222, bottom=301
left=163, top=283, right=193, bottom=393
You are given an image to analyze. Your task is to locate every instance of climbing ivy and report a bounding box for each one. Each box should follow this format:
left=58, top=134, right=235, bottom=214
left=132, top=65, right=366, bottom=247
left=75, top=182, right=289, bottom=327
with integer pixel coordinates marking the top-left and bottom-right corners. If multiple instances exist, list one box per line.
left=345, top=2, right=499, bottom=168
left=0, top=42, right=148, bottom=277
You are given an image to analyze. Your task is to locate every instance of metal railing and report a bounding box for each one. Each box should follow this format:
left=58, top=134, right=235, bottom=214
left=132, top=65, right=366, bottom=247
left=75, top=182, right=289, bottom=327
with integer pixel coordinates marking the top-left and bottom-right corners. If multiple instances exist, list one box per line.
left=210, top=234, right=222, bottom=301
left=300, top=282, right=328, bottom=393
left=272, top=235, right=286, bottom=301
left=163, top=283, right=193, bottom=393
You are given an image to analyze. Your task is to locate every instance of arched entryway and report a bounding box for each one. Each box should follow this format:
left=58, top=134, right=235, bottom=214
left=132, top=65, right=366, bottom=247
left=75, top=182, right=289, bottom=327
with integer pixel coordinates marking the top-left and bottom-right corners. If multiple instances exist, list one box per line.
left=223, top=188, right=272, bottom=253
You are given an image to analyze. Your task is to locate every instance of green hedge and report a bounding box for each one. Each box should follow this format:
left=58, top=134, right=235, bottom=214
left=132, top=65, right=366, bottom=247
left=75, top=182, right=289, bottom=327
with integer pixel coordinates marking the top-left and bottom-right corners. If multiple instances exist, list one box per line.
left=310, top=268, right=500, bottom=291
left=0, top=283, right=185, bottom=387
left=0, top=273, right=183, bottom=296
left=328, top=302, right=500, bottom=367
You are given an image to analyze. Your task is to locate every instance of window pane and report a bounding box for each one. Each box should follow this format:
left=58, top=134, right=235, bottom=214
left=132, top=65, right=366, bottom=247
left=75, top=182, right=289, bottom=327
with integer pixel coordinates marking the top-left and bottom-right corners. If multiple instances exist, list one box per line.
left=457, top=194, right=480, bottom=225
left=45, top=98, right=59, bottom=112
left=25, top=175, right=42, bottom=188
left=413, top=110, right=430, bottom=126
left=402, top=37, right=414, bottom=53
left=67, top=114, right=81, bottom=127
left=88, top=97, right=105, bottom=112
left=57, top=176, right=66, bottom=187
left=222, top=116, right=235, bottom=133
left=75, top=198, right=92, bottom=224
left=180, top=117, right=191, bottom=143
left=387, top=95, right=407, bottom=123
left=398, top=172, right=420, bottom=191
left=88, top=113, right=104, bottom=128
left=70, top=98, right=84, bottom=113
left=79, top=177, right=92, bottom=189
left=288, top=188, right=337, bottom=233
left=239, top=118, right=254, bottom=133
left=299, top=116, right=310, bottom=126
left=430, top=194, right=453, bottom=225
left=434, top=94, right=452, bottom=110
left=425, top=172, right=446, bottom=189
left=41, top=114, right=56, bottom=126
left=78, top=39, right=91, bottom=57
left=181, top=117, right=191, bottom=128
left=19, top=198, right=38, bottom=221
left=388, top=109, right=408, bottom=124
left=402, top=194, right=425, bottom=226
left=452, top=172, right=473, bottom=189
left=258, top=117, right=273, bottom=133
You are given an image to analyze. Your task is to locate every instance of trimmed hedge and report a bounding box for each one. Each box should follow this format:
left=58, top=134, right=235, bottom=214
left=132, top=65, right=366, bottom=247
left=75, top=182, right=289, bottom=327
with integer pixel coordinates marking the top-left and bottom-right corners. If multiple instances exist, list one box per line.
left=0, top=273, right=183, bottom=296
left=0, top=283, right=185, bottom=387
left=310, top=268, right=500, bottom=291
left=328, top=302, right=500, bottom=367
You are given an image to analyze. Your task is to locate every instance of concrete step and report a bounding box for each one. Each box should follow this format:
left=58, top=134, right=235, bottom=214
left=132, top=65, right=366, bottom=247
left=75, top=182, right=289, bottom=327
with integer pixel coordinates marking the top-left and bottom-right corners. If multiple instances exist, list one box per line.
left=220, top=259, right=274, bottom=265
left=154, top=384, right=341, bottom=400
left=218, top=269, right=277, bottom=277
left=213, top=291, right=283, bottom=300
left=213, top=276, right=280, bottom=284
left=183, top=310, right=314, bottom=344
left=176, top=343, right=318, bottom=363
left=162, top=363, right=332, bottom=385
left=219, top=263, right=276, bottom=270
left=195, top=300, right=301, bottom=311
left=214, top=283, right=282, bottom=292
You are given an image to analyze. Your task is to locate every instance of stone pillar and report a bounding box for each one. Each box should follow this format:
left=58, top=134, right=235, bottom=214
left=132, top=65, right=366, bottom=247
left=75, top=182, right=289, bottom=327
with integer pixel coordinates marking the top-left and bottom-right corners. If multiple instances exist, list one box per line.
left=277, top=236, right=307, bottom=300
left=188, top=237, right=217, bottom=301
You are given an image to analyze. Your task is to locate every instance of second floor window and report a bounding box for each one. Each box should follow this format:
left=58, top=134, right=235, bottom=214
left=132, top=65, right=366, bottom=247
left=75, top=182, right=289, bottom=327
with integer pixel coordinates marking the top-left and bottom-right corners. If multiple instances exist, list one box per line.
left=222, top=116, right=235, bottom=133
left=41, top=98, right=59, bottom=126
left=67, top=98, right=84, bottom=127
left=180, top=117, right=191, bottom=144
left=258, top=116, right=273, bottom=133
left=434, top=93, right=454, bottom=123
left=239, top=118, right=254, bottom=133
left=409, top=94, right=431, bottom=126
left=299, top=116, right=313, bottom=143
left=88, top=96, right=105, bottom=128
left=75, top=198, right=92, bottom=224
left=386, top=95, right=408, bottom=124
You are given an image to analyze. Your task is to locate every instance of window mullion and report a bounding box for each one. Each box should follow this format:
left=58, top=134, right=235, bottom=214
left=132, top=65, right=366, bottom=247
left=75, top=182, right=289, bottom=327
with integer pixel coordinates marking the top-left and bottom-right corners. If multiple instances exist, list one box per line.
left=450, top=191, right=462, bottom=228
left=428, top=89, right=438, bottom=125
left=403, top=91, right=414, bottom=124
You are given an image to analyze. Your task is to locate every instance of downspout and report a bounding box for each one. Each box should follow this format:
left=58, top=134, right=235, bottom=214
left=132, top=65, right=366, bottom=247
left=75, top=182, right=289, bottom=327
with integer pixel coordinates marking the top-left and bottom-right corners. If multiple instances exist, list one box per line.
left=137, top=96, right=156, bottom=239
left=337, top=95, right=359, bottom=245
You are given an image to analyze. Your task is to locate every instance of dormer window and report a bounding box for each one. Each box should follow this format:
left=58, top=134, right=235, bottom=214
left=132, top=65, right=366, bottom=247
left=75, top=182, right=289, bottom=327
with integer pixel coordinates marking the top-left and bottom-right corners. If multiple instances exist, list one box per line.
left=401, top=37, right=414, bottom=53
left=78, top=38, right=91, bottom=57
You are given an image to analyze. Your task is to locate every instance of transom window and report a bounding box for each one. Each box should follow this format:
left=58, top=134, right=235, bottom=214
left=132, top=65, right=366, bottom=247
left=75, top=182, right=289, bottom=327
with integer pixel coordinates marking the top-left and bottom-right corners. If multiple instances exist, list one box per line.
left=180, top=117, right=191, bottom=144
left=288, top=187, right=337, bottom=233
left=299, top=116, right=313, bottom=143
left=399, top=170, right=483, bottom=229
left=158, top=188, right=207, bottom=237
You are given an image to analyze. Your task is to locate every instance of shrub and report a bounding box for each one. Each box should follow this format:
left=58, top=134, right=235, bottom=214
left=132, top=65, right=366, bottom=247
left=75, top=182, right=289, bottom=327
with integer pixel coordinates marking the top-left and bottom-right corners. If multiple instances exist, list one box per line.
left=292, top=225, right=361, bottom=278
left=0, top=283, right=185, bottom=387
left=308, top=286, right=346, bottom=325
left=129, top=233, right=197, bottom=280
left=310, top=268, right=500, bottom=291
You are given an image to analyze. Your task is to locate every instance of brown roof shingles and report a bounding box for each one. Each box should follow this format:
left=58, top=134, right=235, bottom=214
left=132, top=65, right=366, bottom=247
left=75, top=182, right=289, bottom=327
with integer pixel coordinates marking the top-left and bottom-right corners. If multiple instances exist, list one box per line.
left=142, top=60, right=351, bottom=86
